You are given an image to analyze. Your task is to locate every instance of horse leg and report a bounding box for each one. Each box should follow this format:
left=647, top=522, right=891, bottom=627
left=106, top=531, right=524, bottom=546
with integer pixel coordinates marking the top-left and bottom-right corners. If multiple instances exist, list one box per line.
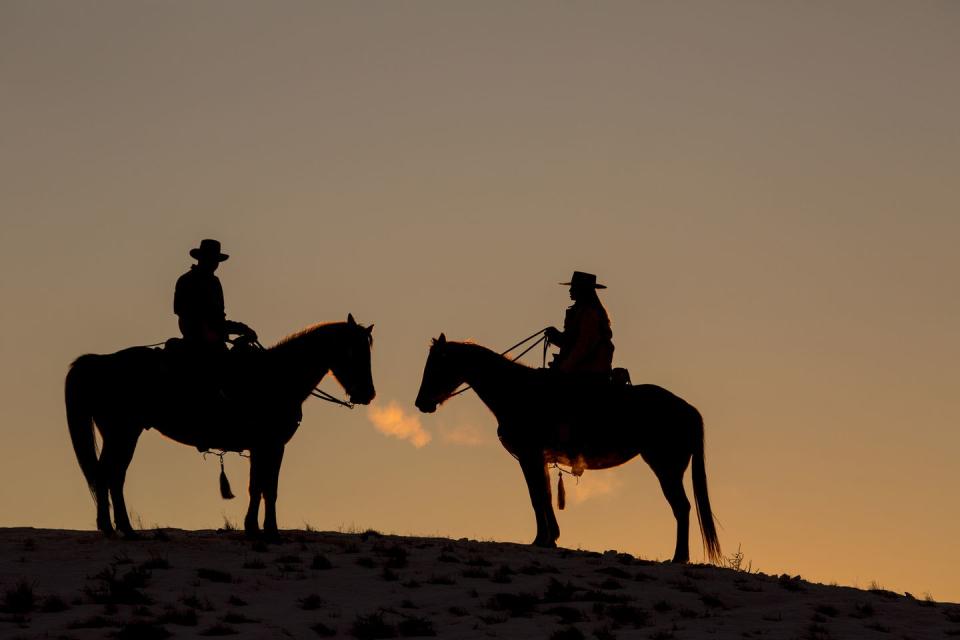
left=656, top=467, right=691, bottom=563
left=518, top=454, right=558, bottom=547
left=244, top=449, right=264, bottom=537
left=261, top=445, right=285, bottom=539
left=107, top=430, right=142, bottom=538
left=93, top=435, right=114, bottom=536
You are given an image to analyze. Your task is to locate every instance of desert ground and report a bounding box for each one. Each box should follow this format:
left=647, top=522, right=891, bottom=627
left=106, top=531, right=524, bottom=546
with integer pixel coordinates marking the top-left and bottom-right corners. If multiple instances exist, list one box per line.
left=0, top=528, right=956, bottom=639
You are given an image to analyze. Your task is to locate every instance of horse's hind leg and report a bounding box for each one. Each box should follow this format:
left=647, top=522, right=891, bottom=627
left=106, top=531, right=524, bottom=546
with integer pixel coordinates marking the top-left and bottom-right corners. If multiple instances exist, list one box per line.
left=102, top=428, right=143, bottom=538
left=261, top=445, right=285, bottom=539
left=244, top=449, right=264, bottom=537
left=93, top=449, right=114, bottom=536
left=655, top=467, right=691, bottom=563
left=518, top=454, right=559, bottom=547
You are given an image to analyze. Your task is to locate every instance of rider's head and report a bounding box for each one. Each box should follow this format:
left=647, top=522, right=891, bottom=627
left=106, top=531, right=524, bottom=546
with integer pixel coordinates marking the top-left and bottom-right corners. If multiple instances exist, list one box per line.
left=190, top=239, right=229, bottom=273
left=561, top=271, right=606, bottom=302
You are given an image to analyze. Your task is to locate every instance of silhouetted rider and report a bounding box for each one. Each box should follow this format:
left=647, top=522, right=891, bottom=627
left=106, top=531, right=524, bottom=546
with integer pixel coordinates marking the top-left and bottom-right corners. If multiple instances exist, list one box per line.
left=545, top=271, right=614, bottom=374
left=174, top=239, right=256, bottom=351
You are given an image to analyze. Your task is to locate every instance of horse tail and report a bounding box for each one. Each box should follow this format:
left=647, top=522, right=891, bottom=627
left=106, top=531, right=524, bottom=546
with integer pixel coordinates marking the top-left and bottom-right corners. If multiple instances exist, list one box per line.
left=65, top=355, right=100, bottom=501
left=691, top=408, right=722, bottom=565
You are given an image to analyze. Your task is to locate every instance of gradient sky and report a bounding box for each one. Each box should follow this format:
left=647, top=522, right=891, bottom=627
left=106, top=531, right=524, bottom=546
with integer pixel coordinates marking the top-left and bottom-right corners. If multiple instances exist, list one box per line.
left=2, top=2, right=958, bottom=602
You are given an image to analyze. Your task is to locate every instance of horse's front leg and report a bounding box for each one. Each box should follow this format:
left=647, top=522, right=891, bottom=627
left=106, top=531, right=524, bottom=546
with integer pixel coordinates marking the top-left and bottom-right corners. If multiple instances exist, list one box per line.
left=518, top=453, right=559, bottom=547
left=261, top=445, right=285, bottom=539
left=244, top=449, right=264, bottom=537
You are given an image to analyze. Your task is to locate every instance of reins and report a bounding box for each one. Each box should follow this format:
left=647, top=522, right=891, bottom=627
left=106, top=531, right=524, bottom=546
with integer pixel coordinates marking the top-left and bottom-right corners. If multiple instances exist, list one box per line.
left=310, top=387, right=354, bottom=409
left=448, top=327, right=551, bottom=398
left=250, top=338, right=354, bottom=410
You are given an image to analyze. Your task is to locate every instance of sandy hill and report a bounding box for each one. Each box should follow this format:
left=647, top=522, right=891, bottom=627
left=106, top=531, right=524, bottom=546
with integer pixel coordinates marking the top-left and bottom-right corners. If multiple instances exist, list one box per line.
left=0, top=528, right=956, bottom=639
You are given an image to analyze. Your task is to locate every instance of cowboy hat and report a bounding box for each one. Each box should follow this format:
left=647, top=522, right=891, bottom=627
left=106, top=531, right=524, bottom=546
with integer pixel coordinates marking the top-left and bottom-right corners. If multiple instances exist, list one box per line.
left=189, top=239, right=229, bottom=262
left=559, top=271, right=606, bottom=289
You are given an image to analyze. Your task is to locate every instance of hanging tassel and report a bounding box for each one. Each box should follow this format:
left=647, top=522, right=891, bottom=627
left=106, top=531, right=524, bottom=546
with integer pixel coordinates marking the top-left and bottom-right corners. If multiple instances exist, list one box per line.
left=557, top=472, right=566, bottom=511
left=219, top=456, right=235, bottom=500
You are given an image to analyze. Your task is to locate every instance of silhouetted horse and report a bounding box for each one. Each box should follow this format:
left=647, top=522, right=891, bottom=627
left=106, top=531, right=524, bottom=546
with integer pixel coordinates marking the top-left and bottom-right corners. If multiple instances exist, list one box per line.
left=415, top=335, right=720, bottom=564
left=66, top=315, right=375, bottom=539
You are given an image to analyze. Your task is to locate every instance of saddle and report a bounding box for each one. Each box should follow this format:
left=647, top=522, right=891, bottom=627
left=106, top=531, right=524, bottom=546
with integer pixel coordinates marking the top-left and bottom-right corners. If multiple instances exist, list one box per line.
left=160, top=339, right=257, bottom=423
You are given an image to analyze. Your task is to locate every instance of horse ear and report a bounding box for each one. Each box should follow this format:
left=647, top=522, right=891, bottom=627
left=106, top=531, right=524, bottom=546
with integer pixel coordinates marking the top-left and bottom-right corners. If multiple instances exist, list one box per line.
left=347, top=313, right=356, bottom=326
left=366, top=324, right=374, bottom=334
left=437, top=333, right=446, bottom=345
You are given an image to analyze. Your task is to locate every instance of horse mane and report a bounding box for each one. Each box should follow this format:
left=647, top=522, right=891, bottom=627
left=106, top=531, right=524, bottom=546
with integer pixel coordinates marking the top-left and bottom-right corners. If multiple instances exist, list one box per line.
left=270, top=320, right=373, bottom=352
left=445, top=340, right=535, bottom=371
left=270, top=322, right=340, bottom=350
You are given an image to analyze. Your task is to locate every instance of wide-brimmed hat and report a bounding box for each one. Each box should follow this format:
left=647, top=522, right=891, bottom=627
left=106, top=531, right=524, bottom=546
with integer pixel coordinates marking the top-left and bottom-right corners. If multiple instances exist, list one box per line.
left=560, top=271, right=606, bottom=289
left=189, top=239, right=229, bottom=262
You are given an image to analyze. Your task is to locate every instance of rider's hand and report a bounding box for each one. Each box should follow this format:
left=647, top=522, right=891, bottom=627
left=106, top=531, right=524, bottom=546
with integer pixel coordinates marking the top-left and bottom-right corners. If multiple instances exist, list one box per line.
left=545, top=327, right=562, bottom=343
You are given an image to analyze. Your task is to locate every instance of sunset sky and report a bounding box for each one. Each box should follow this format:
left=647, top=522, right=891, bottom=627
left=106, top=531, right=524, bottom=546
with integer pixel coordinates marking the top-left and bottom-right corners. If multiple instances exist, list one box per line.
left=1, top=2, right=958, bottom=601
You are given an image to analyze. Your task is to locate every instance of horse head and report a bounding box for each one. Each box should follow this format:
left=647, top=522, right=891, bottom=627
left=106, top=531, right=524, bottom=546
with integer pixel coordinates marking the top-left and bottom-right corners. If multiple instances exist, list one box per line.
left=415, top=333, right=464, bottom=413
left=330, top=313, right=376, bottom=405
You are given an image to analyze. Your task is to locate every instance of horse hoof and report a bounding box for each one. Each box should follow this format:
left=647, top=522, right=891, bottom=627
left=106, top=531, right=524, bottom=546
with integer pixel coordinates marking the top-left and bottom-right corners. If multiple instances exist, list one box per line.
left=119, top=529, right=142, bottom=540
left=532, top=538, right=557, bottom=549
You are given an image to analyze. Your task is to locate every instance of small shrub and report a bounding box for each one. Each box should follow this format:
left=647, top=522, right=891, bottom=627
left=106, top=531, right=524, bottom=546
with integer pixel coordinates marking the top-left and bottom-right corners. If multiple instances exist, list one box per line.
left=227, top=595, right=248, bottom=607
left=550, top=627, right=586, bottom=640
left=200, top=623, right=239, bottom=636
left=3, top=580, right=35, bottom=613
left=312, top=621, right=337, bottom=636
left=491, top=564, right=515, bottom=584
left=726, top=544, right=751, bottom=572
left=593, top=626, right=617, bottom=640
left=197, top=568, right=233, bottom=583
left=311, top=553, right=334, bottom=570
left=382, top=567, right=400, bottom=582
left=40, top=594, right=70, bottom=613
left=486, top=592, right=539, bottom=617
left=85, top=566, right=152, bottom=605
left=158, top=607, right=199, bottom=626
left=599, top=603, right=649, bottom=628
left=222, top=612, right=259, bottom=624
left=545, top=578, right=583, bottom=602
left=426, top=574, right=455, bottom=586
left=140, top=555, right=171, bottom=570
left=653, top=600, right=673, bottom=613
left=180, top=593, right=215, bottom=611
left=299, top=594, right=325, bottom=610
left=462, top=567, right=489, bottom=579
left=351, top=611, right=397, bottom=639
left=595, top=567, right=631, bottom=579
left=700, top=593, right=726, bottom=609
left=778, top=574, right=804, bottom=592
left=546, top=605, right=586, bottom=624
left=397, top=615, right=436, bottom=636
left=275, top=554, right=302, bottom=564
left=383, top=546, right=409, bottom=569
left=115, top=620, right=171, bottom=640
left=67, top=615, right=116, bottom=629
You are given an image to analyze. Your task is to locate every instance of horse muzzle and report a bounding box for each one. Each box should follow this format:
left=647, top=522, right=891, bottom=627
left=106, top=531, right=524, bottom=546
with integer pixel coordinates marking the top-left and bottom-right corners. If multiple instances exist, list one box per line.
left=415, top=397, right=437, bottom=413
left=350, top=389, right=376, bottom=406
